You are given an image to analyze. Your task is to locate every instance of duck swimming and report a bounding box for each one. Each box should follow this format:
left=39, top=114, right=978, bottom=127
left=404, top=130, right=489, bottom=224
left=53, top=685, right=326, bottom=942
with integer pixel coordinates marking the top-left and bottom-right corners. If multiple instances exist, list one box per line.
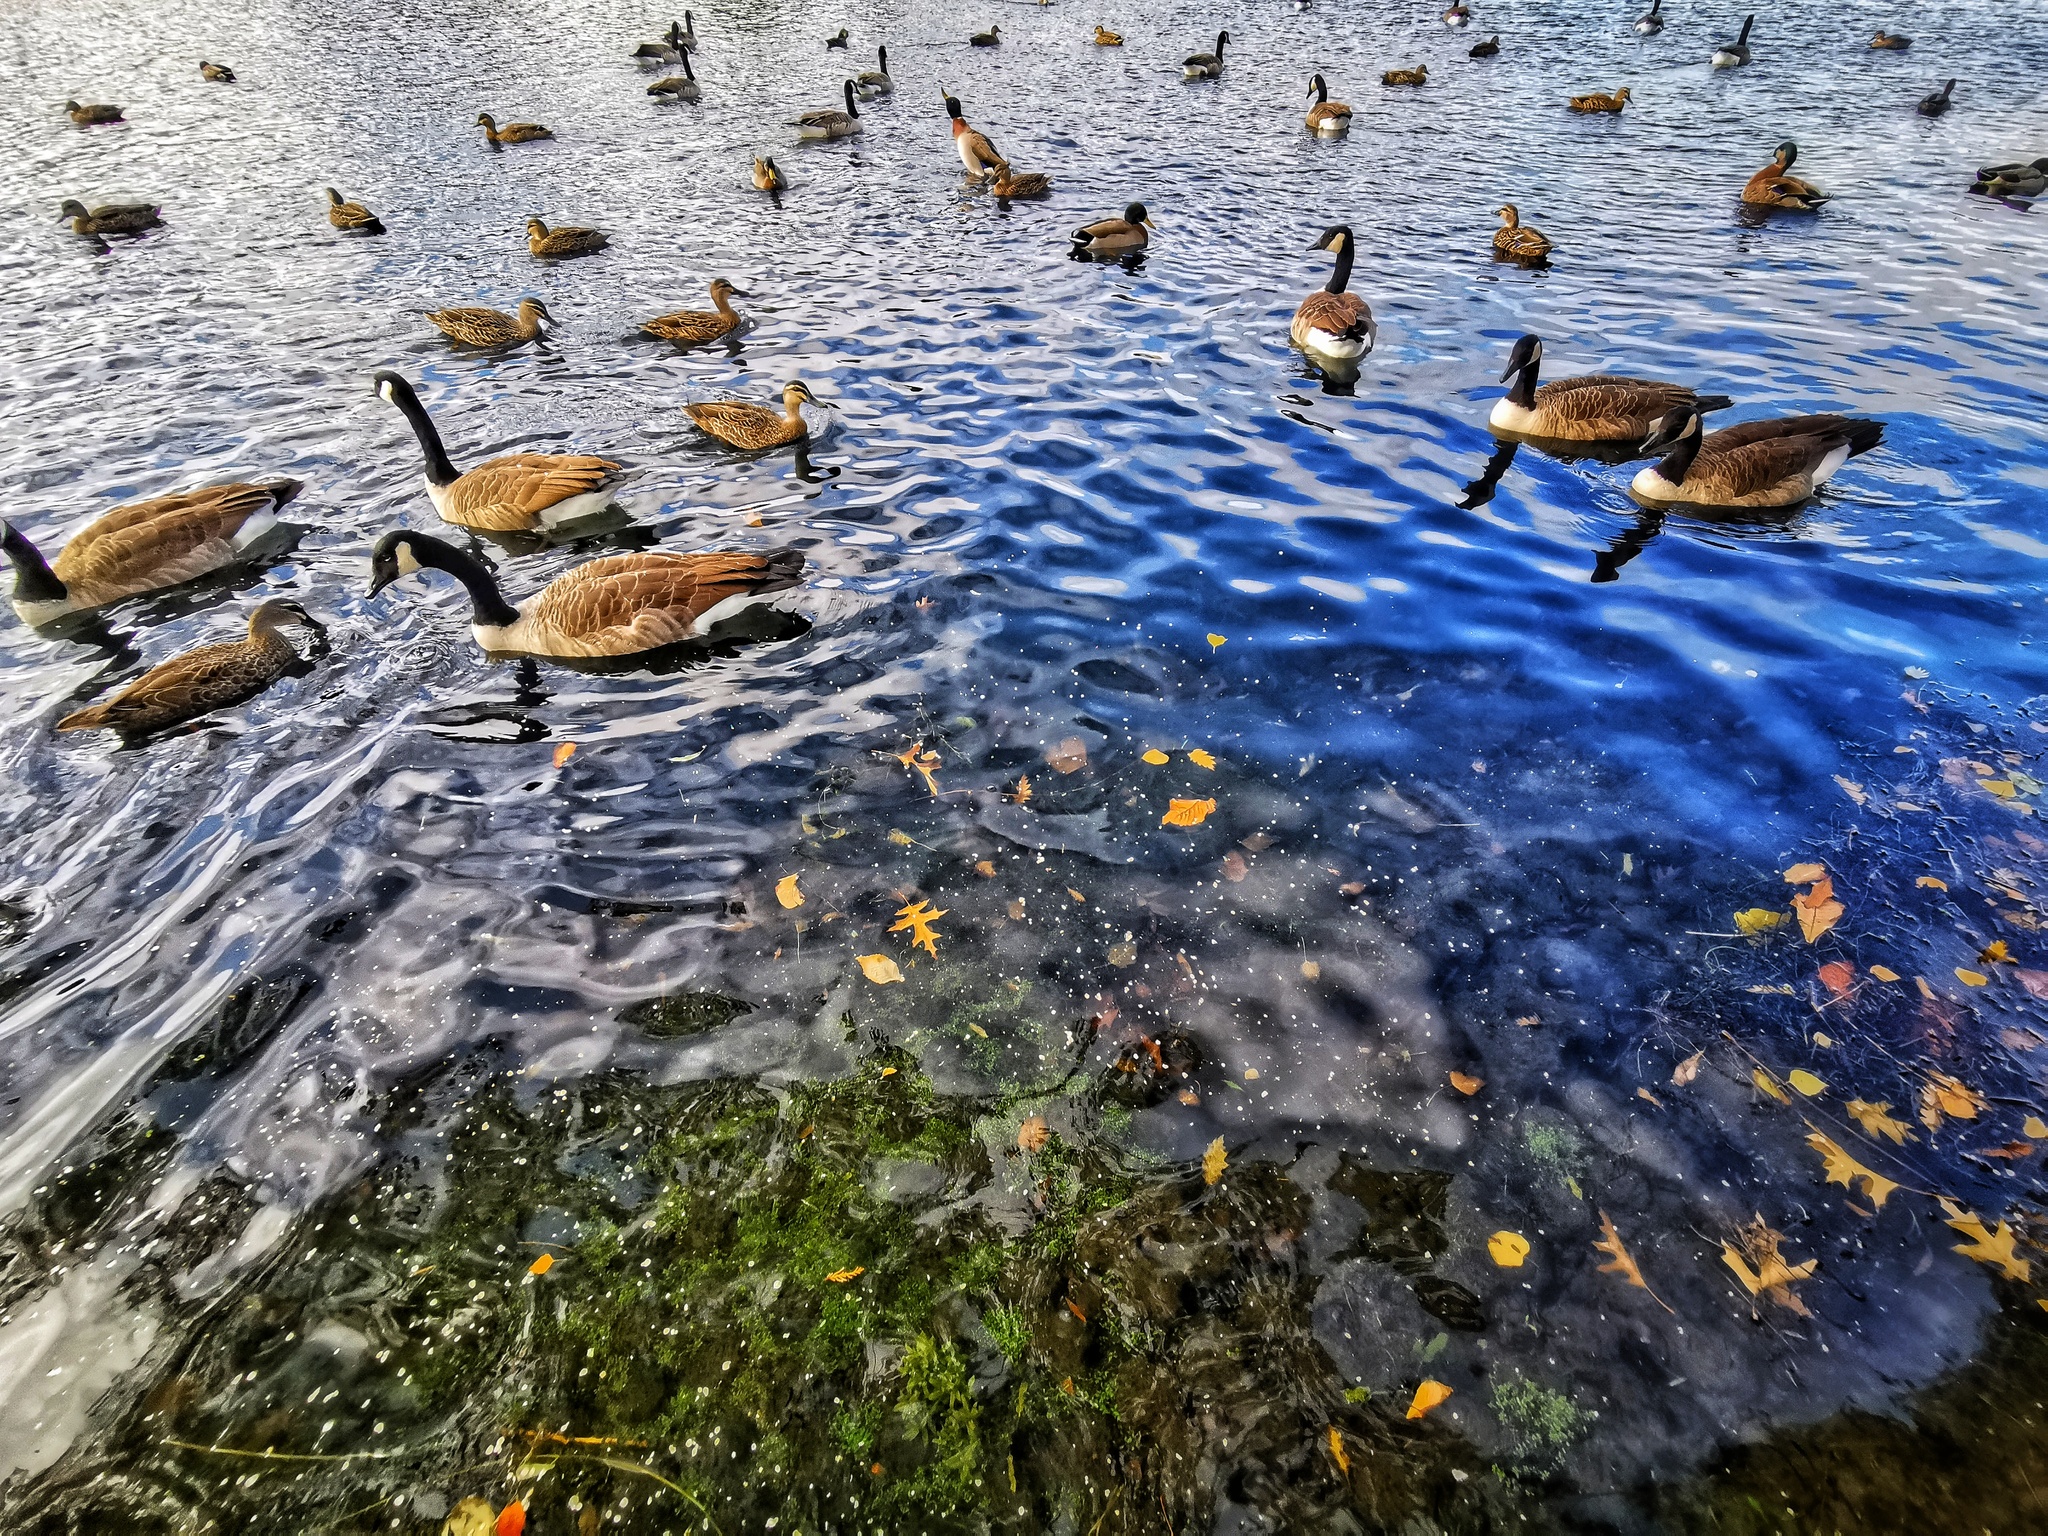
left=57, top=599, right=323, bottom=739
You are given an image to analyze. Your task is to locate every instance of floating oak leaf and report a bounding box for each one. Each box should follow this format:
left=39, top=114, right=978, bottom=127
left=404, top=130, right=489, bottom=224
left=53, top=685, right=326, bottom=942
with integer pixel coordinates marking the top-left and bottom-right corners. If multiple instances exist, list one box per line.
left=887, top=740, right=943, bottom=795
left=1202, top=1136, right=1227, bottom=1185
left=1594, top=1210, right=1673, bottom=1312
left=858, top=953, right=904, bottom=985
left=1189, top=748, right=1217, bottom=770
left=1976, top=1141, right=2035, bottom=1161
left=1805, top=1128, right=1897, bottom=1209
left=1847, top=1099, right=1915, bottom=1145
left=1487, top=1231, right=1529, bottom=1268
left=890, top=899, right=947, bottom=956
left=1941, top=1201, right=2031, bottom=1281
left=1163, top=798, right=1216, bottom=827
left=1980, top=940, right=2011, bottom=965
left=1010, top=774, right=1033, bottom=804
left=1721, top=1215, right=1817, bottom=1315
left=775, top=873, right=804, bottom=909
left=2026, top=1116, right=2048, bottom=1140
left=1405, top=1380, right=1452, bottom=1420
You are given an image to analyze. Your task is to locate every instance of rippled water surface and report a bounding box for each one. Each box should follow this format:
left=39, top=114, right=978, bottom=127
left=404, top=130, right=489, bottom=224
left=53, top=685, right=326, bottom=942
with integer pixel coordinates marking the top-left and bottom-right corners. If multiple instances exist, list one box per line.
left=3, top=0, right=2047, bottom=1530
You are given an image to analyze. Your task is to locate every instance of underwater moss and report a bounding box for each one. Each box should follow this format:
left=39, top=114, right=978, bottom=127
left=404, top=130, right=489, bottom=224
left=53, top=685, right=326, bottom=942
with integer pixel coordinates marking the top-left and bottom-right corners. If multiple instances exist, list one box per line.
left=1492, top=1375, right=1588, bottom=1474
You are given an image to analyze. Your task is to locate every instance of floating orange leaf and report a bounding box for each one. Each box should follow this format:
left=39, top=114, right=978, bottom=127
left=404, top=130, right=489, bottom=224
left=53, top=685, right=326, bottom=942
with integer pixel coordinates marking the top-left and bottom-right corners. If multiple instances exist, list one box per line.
left=2025, top=1116, right=2048, bottom=1140
left=1923, top=1073, right=1985, bottom=1124
left=1018, top=1115, right=1050, bottom=1153
left=890, top=899, right=947, bottom=956
left=857, top=953, right=904, bottom=985
left=1671, top=1050, right=1704, bottom=1086
left=1980, top=940, right=2011, bottom=965
left=1202, top=1136, right=1227, bottom=1185
left=1449, top=1071, right=1484, bottom=1096
left=496, top=1502, right=527, bottom=1536
left=1805, top=1128, right=1897, bottom=1209
left=1753, top=1067, right=1791, bottom=1105
left=1067, top=887, right=1086, bottom=903
left=1792, top=877, right=1845, bottom=944
left=1783, top=862, right=1828, bottom=884
left=1941, top=1201, right=2031, bottom=1281
left=1010, top=774, right=1033, bottom=805
left=1847, top=1100, right=1916, bottom=1145
left=1405, top=1380, right=1452, bottom=1420
left=1916, top=876, right=1948, bottom=890
left=552, top=742, right=576, bottom=768
left=1817, top=961, right=1855, bottom=998
left=1976, top=1141, right=2035, bottom=1161
left=825, top=1266, right=866, bottom=1284
left=1064, top=1298, right=1088, bottom=1324
left=1206, top=633, right=1226, bottom=650
left=1189, top=748, right=1218, bottom=770
left=1163, top=798, right=1217, bottom=827
left=974, top=859, right=996, bottom=877
left=887, top=740, right=943, bottom=795
left=527, top=1253, right=555, bottom=1276
left=1870, top=964, right=1900, bottom=982
left=1142, top=748, right=1170, bottom=765
left=1047, top=737, right=1089, bottom=774
left=1721, top=1215, right=1818, bottom=1315
left=1956, top=968, right=1990, bottom=987
left=1833, top=776, right=1866, bottom=805
left=775, top=873, right=804, bottom=910
left=1326, top=1425, right=1349, bottom=1474
left=1638, top=1087, right=1664, bottom=1107
left=1488, top=1230, right=1530, bottom=1267
left=1594, top=1210, right=1672, bottom=1311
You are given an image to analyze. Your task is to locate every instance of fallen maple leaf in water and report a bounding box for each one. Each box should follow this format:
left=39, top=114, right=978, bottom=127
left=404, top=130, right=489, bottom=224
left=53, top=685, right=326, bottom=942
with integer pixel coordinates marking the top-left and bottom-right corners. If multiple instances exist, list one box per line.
left=552, top=743, right=576, bottom=769
left=1940, top=1200, right=2031, bottom=1281
left=1488, top=1230, right=1529, bottom=1267
left=858, top=953, right=904, bottom=985
left=1792, top=877, right=1845, bottom=944
left=1734, top=908, right=1787, bottom=939
left=1047, top=737, right=1089, bottom=774
left=1672, top=1051, right=1704, bottom=1086
left=1594, top=1210, right=1673, bottom=1312
left=1817, top=961, right=1855, bottom=998
left=1847, top=1099, right=1915, bottom=1145
left=887, top=740, right=943, bottom=795
left=1189, top=749, right=1218, bottom=770
left=1806, top=1128, right=1897, bottom=1209
left=1722, top=1215, right=1818, bottom=1315
left=1449, top=1071, right=1484, bottom=1096
left=1010, top=774, right=1033, bottom=805
left=527, top=1253, right=555, bottom=1277
left=1788, top=1069, right=1827, bottom=1098
left=1018, top=1115, right=1050, bottom=1153
left=1164, top=798, right=1217, bottom=827
left=1326, top=1425, right=1349, bottom=1473
left=1753, top=1067, right=1792, bottom=1105
left=1405, top=1380, right=1452, bottom=1420
left=825, top=1266, right=866, bottom=1284
left=496, top=1503, right=527, bottom=1536
left=1202, top=1137, right=1227, bottom=1185
left=1784, top=862, right=1828, bottom=885
left=891, top=900, right=947, bottom=956
left=1980, top=940, right=2011, bottom=965
left=776, top=874, right=804, bottom=910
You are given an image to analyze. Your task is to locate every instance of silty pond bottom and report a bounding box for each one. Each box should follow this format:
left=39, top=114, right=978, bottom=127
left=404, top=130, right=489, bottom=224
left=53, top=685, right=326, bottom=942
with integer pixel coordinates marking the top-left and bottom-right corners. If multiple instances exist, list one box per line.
left=0, top=0, right=2045, bottom=1529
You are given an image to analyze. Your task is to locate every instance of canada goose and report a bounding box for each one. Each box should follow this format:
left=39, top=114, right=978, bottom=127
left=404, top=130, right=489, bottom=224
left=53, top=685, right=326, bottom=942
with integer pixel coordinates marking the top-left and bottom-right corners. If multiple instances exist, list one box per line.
left=2, top=479, right=302, bottom=626
left=1569, top=87, right=1630, bottom=113
left=971, top=25, right=1001, bottom=46
left=1712, top=15, right=1754, bottom=68
left=1072, top=201, right=1151, bottom=254
left=1094, top=26, right=1123, bottom=45
left=1917, top=79, right=1956, bottom=117
left=373, top=372, right=621, bottom=533
left=367, top=531, right=805, bottom=660
left=1636, top=0, right=1663, bottom=35
left=685, top=381, right=820, bottom=450
left=753, top=154, right=788, bottom=191
left=527, top=217, right=608, bottom=257
left=58, top=199, right=161, bottom=237
left=648, top=50, right=701, bottom=99
left=1292, top=225, right=1375, bottom=361
left=642, top=278, right=749, bottom=344
left=1741, top=141, right=1829, bottom=209
left=1972, top=156, right=2048, bottom=197
left=1183, top=31, right=1228, bottom=79
left=1630, top=409, right=1884, bottom=510
left=987, top=165, right=1052, bottom=200
left=426, top=299, right=552, bottom=348
left=1470, top=35, right=1501, bottom=57
left=1383, top=64, right=1427, bottom=86
left=1444, top=2, right=1471, bottom=27
left=943, top=92, right=1004, bottom=175
left=1492, top=204, right=1552, bottom=260
left=57, top=599, right=323, bottom=738
left=633, top=22, right=685, bottom=62
left=199, top=60, right=235, bottom=82
left=65, top=100, right=123, bottom=125
left=856, top=46, right=893, bottom=98
left=826, top=27, right=850, bottom=49
left=1489, top=335, right=1735, bottom=443
left=1870, top=30, right=1910, bottom=49
left=477, top=112, right=552, bottom=145
left=324, top=187, right=385, bottom=234
left=792, top=81, right=862, bottom=140
left=1305, top=74, right=1353, bottom=134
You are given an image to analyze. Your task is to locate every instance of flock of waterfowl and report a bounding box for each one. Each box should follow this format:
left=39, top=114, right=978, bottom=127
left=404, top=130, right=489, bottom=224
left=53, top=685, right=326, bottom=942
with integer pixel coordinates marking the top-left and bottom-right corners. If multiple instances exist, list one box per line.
left=11, top=5, right=2040, bottom=741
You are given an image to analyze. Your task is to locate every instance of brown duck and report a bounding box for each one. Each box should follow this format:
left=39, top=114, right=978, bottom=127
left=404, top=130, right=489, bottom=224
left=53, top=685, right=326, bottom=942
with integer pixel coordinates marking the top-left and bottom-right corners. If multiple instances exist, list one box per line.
left=65, top=100, right=123, bottom=124
left=1741, top=141, right=1828, bottom=210
left=1382, top=65, right=1427, bottom=86
left=685, top=381, right=819, bottom=449
left=199, top=60, right=236, bottom=82
left=59, top=199, right=161, bottom=237
left=1492, top=204, right=1553, bottom=260
left=1568, top=87, right=1630, bottom=113
left=987, top=164, right=1052, bottom=199
left=325, top=187, right=385, bottom=234
left=642, top=279, right=750, bottom=345
left=427, top=299, right=552, bottom=348
left=477, top=112, right=553, bottom=145
left=1869, top=30, right=1910, bottom=49
left=57, top=599, right=323, bottom=738
left=526, top=217, right=608, bottom=257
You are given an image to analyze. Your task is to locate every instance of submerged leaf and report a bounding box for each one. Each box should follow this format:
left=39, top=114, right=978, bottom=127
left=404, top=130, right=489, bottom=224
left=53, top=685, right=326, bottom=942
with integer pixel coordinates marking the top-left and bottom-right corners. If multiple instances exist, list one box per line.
left=1202, top=1136, right=1227, bottom=1185
left=890, top=899, right=947, bottom=956
left=974, top=859, right=996, bottom=877
left=1753, top=1067, right=1792, bottom=1105
left=1018, top=1115, right=1050, bottom=1153
left=1721, top=1215, right=1818, bottom=1314
left=1326, top=1424, right=1349, bottom=1474
left=1923, top=1073, right=1985, bottom=1124
left=1163, top=797, right=1217, bottom=827
left=1832, top=776, right=1866, bottom=805
left=443, top=1498, right=496, bottom=1536
left=1142, top=747, right=1170, bottom=765
left=552, top=743, right=576, bottom=769
left=1047, top=736, right=1089, bottom=774
left=1449, top=1071, right=1484, bottom=1096
left=1805, top=1128, right=1897, bottom=1209
left=1487, top=1230, right=1530, bottom=1268
left=527, top=1253, right=555, bottom=1277
left=825, top=1266, right=866, bottom=1284
left=1010, top=774, right=1033, bottom=804
left=1847, top=1099, right=1916, bottom=1145
left=1956, top=968, right=1990, bottom=987
left=1593, top=1210, right=1672, bottom=1312
left=1734, top=908, right=1787, bottom=938
left=857, top=953, right=904, bottom=985
left=1405, top=1380, right=1452, bottom=1420
left=1189, top=748, right=1218, bottom=770
left=496, top=1504, right=527, bottom=1536
left=1672, top=1050, right=1704, bottom=1086
left=1816, top=961, right=1855, bottom=998
left=1870, top=964, right=1901, bottom=982
left=1792, top=877, right=1845, bottom=943
left=1941, top=1202, right=2031, bottom=1281
left=1788, top=1069, right=1827, bottom=1098
left=1916, top=876, right=1948, bottom=890
left=1783, top=862, right=1828, bottom=884
left=775, top=873, right=804, bottom=910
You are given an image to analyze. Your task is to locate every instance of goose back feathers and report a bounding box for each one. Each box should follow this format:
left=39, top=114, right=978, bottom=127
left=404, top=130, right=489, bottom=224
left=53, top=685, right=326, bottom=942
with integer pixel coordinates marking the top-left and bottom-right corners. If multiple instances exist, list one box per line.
left=1183, top=31, right=1228, bottom=78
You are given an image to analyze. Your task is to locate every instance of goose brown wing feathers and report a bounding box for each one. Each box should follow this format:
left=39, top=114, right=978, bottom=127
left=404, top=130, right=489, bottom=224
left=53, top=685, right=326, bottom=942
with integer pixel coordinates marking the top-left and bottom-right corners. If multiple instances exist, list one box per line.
left=1293, top=291, right=1371, bottom=339
left=53, top=481, right=291, bottom=604
left=439, top=454, right=620, bottom=532
left=1692, top=416, right=1878, bottom=500
left=1535, top=376, right=1705, bottom=434
left=524, top=551, right=804, bottom=648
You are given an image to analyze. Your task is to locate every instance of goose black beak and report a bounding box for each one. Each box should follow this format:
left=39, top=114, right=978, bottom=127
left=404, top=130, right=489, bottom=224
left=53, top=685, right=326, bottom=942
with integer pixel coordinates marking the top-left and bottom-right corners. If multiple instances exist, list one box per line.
left=366, top=567, right=398, bottom=598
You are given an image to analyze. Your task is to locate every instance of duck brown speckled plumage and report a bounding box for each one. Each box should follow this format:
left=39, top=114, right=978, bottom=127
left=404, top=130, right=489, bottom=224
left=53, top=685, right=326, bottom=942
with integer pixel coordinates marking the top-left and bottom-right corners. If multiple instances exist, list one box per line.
left=1093, top=26, right=1123, bottom=45
left=477, top=112, right=553, bottom=145
left=1741, top=141, right=1829, bottom=209
left=57, top=599, right=323, bottom=738
left=58, top=199, right=161, bottom=237
left=1870, top=30, right=1911, bottom=49
left=199, top=60, right=236, bottom=81
left=65, top=100, right=123, bottom=124
left=427, top=299, right=552, bottom=348
left=325, top=187, right=385, bottom=234
left=1569, top=87, right=1630, bottom=113
left=1382, top=64, right=1427, bottom=87
left=642, top=279, right=750, bottom=344
left=526, top=217, right=608, bottom=257
left=987, top=165, right=1052, bottom=200
left=685, top=381, right=820, bottom=450
left=1492, top=204, right=1553, bottom=260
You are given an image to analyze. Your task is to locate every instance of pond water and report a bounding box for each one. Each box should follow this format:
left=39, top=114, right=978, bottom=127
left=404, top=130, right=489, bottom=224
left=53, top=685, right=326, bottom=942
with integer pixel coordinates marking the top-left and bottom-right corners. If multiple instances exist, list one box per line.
left=1, top=0, right=2045, bottom=1530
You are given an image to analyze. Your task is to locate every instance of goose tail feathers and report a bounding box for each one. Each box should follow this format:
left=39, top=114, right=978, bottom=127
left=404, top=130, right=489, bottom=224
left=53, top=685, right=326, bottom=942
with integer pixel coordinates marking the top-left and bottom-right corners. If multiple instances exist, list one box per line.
left=1695, top=394, right=1735, bottom=414
left=753, top=548, right=807, bottom=594
left=262, top=478, right=306, bottom=508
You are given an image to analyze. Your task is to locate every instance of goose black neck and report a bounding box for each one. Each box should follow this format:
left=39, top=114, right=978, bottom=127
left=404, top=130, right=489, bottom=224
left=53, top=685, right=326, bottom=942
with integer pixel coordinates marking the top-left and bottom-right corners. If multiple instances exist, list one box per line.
left=1215, top=30, right=1228, bottom=56
left=878, top=45, right=887, bottom=71
left=1736, top=14, right=1752, bottom=41
left=1505, top=353, right=1540, bottom=408
left=0, top=523, right=67, bottom=603
left=843, top=80, right=858, bottom=116
left=1654, top=421, right=1704, bottom=484
left=391, top=386, right=460, bottom=486
left=682, top=48, right=695, bottom=78
left=413, top=535, right=520, bottom=627
left=1324, top=235, right=1355, bottom=295
left=1313, top=75, right=1327, bottom=103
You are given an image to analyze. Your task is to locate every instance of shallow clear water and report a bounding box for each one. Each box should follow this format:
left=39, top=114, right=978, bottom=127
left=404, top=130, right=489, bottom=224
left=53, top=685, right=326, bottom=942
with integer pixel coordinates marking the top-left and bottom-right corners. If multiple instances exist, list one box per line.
left=2, top=0, right=2046, bottom=1529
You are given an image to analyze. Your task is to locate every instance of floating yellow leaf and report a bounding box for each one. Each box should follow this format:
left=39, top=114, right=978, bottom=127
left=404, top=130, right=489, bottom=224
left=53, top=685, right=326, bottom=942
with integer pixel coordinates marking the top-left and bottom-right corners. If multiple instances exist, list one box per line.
left=1788, top=1069, right=1827, bottom=1098
left=1108, top=937, right=1137, bottom=966
left=553, top=742, right=577, bottom=768
left=1981, top=779, right=2019, bottom=799
left=1010, top=774, right=1033, bottom=804
left=1018, top=1115, right=1050, bottom=1153
left=1792, top=877, right=1845, bottom=944
left=2025, top=1116, right=2048, bottom=1141
left=1847, top=1100, right=1915, bottom=1145
left=1814, top=1032, right=1834, bottom=1047
left=1956, top=968, right=1990, bottom=987
left=1487, top=1230, right=1530, bottom=1268
left=1671, top=1050, right=1704, bottom=1086
left=775, top=873, right=804, bottom=910
left=968, top=1023, right=987, bottom=1038
left=1721, top=1215, right=1818, bottom=1315
left=1941, top=1202, right=2031, bottom=1281
left=527, top=1253, right=555, bottom=1276
left=1406, top=1380, right=1452, bottom=1420
left=1206, top=633, right=1226, bottom=650
left=1326, top=1425, right=1349, bottom=1474
left=1449, top=1071, right=1484, bottom=1096
left=1047, top=737, right=1089, bottom=774
left=974, top=860, right=996, bottom=877
left=1916, top=876, right=1948, bottom=890
left=1924, top=1073, right=1985, bottom=1122
left=1142, top=748, right=1170, bottom=765
left=1593, top=1210, right=1672, bottom=1311
left=825, top=1266, right=866, bottom=1284
left=1202, top=1136, right=1227, bottom=1185
left=891, top=899, right=947, bottom=956
left=1163, top=798, right=1217, bottom=827
left=1753, top=1067, right=1791, bottom=1105
left=1981, top=940, right=2010, bottom=965
left=1188, top=749, right=1218, bottom=770
left=1734, top=908, right=1787, bottom=938
left=1783, top=862, right=1828, bottom=884
left=1805, top=1128, right=1897, bottom=1209
left=1870, top=965, right=1900, bottom=982
left=858, top=953, right=904, bottom=985
left=887, top=829, right=916, bottom=847
left=1243, top=1067, right=1260, bottom=1081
